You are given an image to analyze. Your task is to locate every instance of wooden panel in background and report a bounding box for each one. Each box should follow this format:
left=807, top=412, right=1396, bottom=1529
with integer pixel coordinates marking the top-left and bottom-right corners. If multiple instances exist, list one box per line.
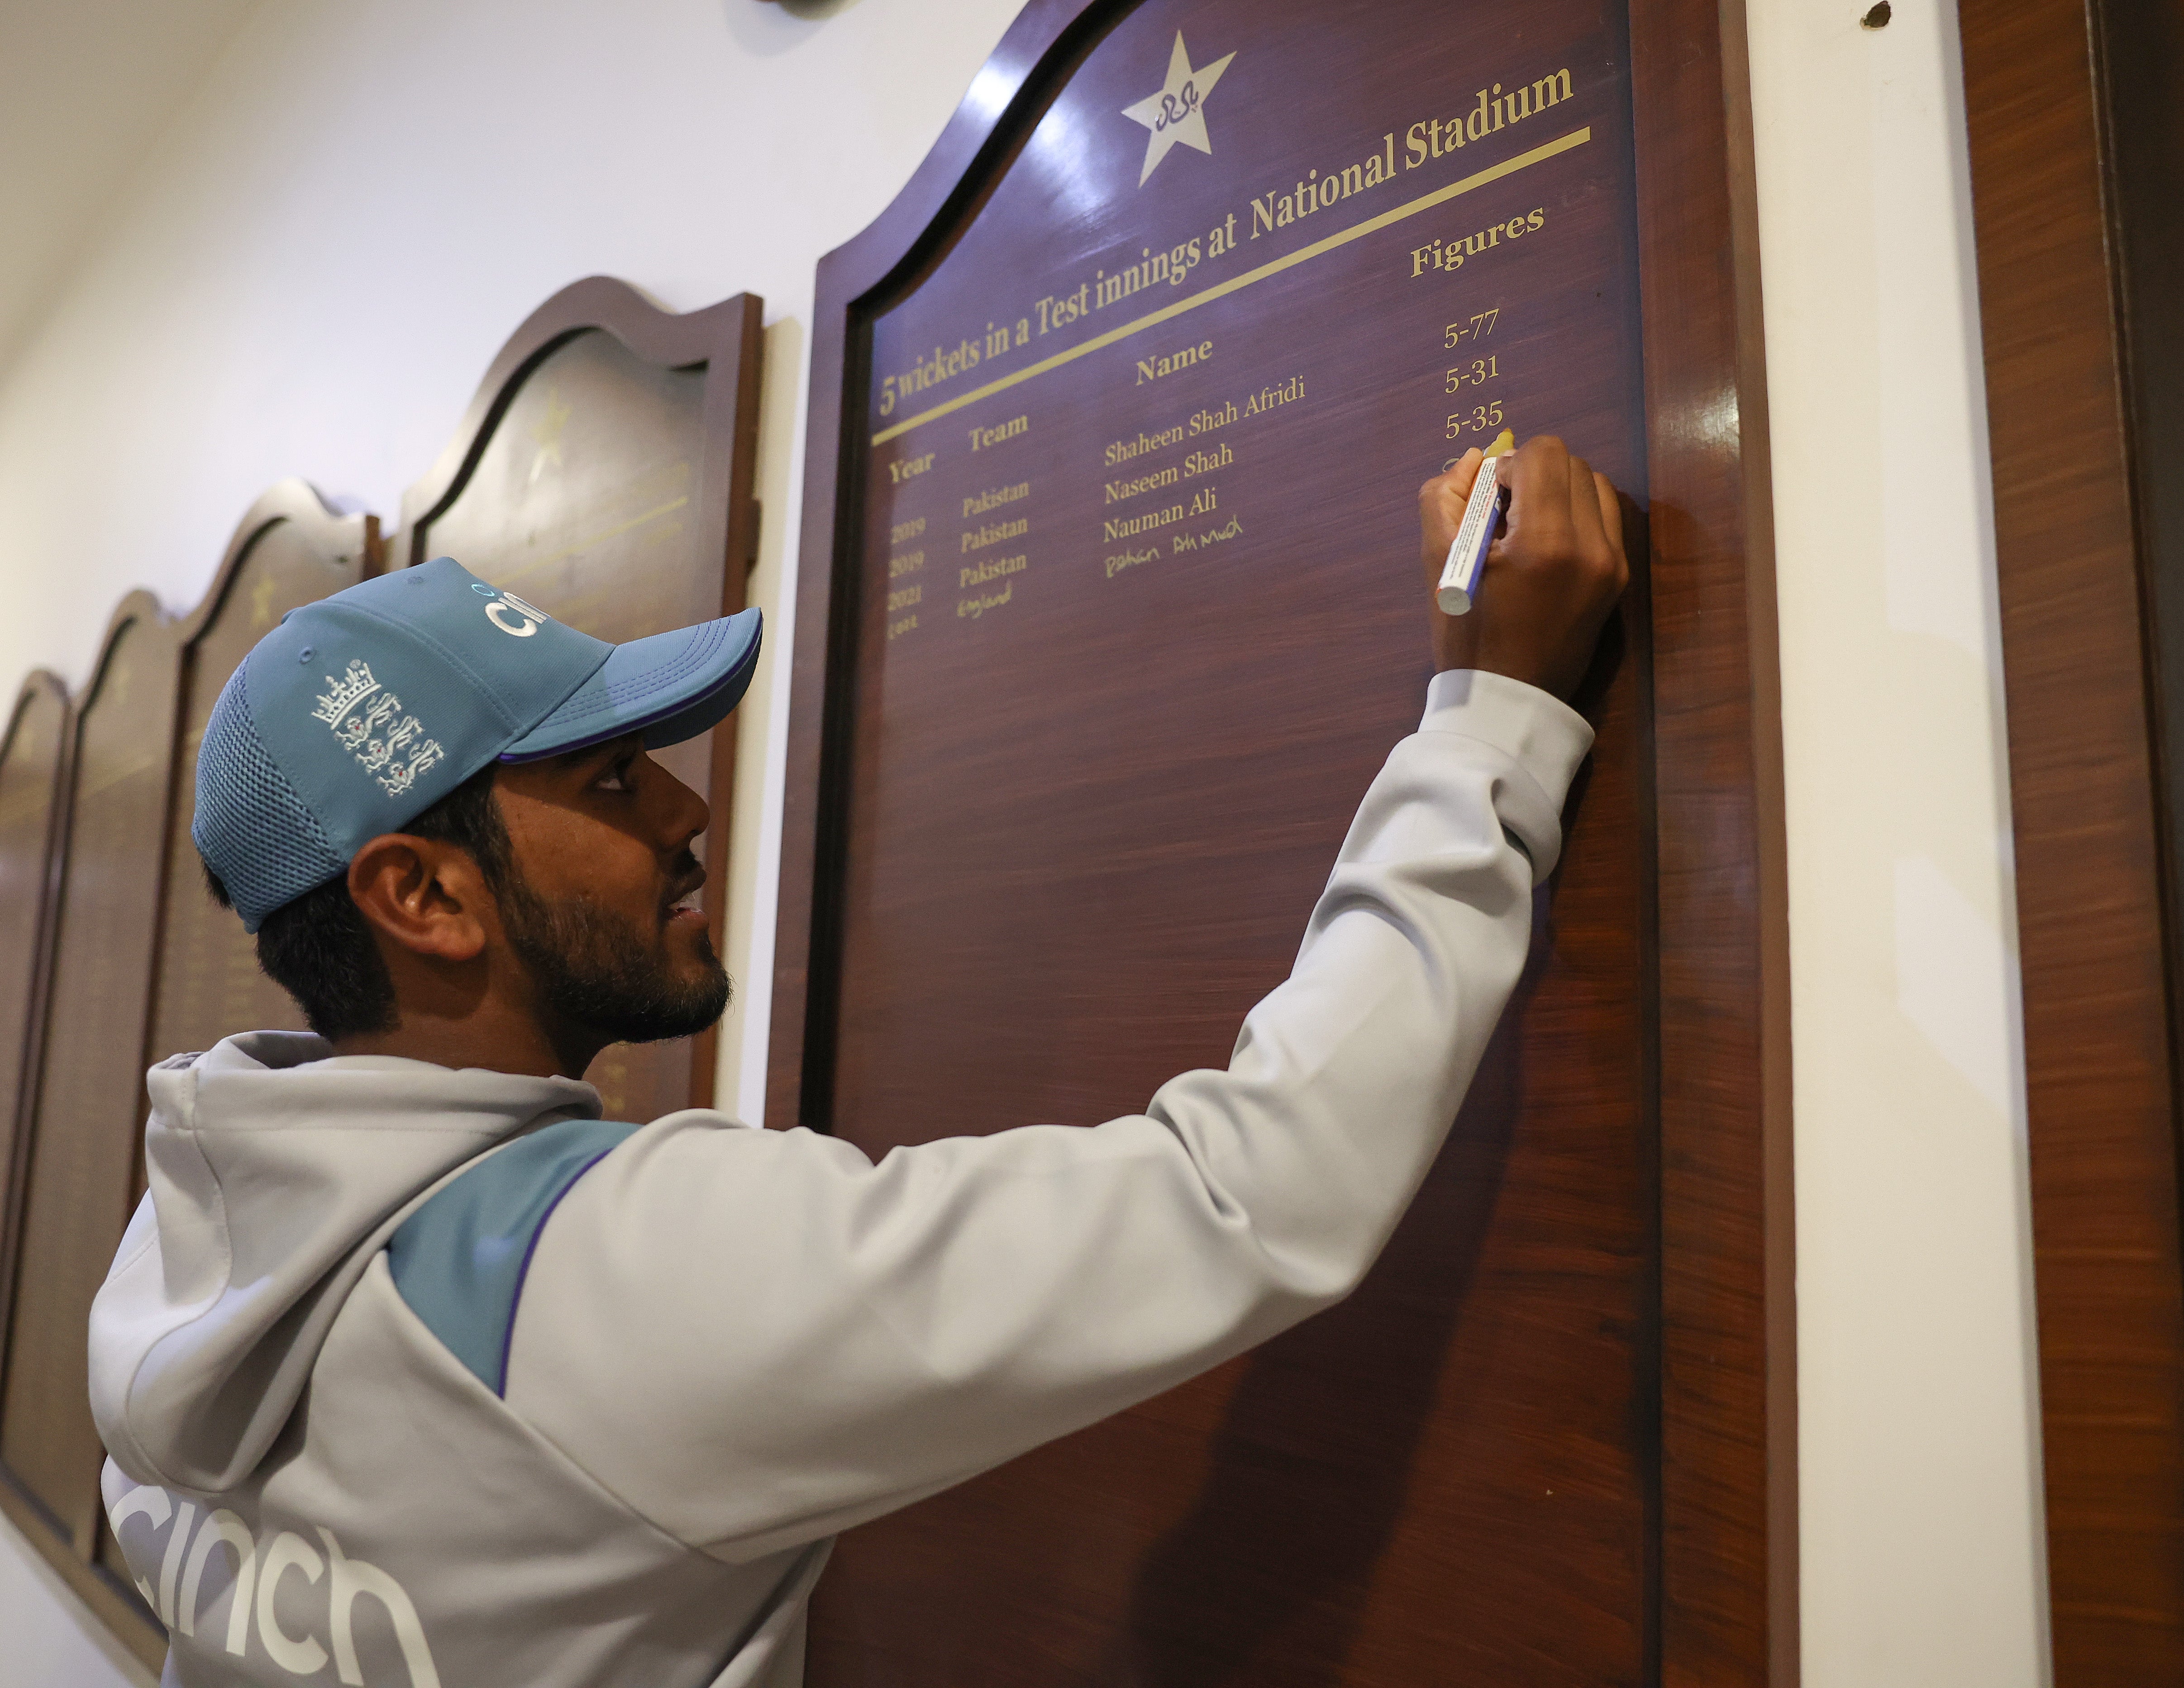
left=0, top=595, right=180, bottom=1557
left=0, top=674, right=71, bottom=1362
left=0, top=492, right=371, bottom=1663
left=143, top=484, right=375, bottom=1070
left=0, top=289, right=761, bottom=1669
left=388, top=277, right=764, bottom=1121
left=1960, top=0, right=2184, bottom=1678
left=773, top=0, right=1787, bottom=1682
left=824, top=1, right=1652, bottom=1682
left=1627, top=0, right=1793, bottom=1677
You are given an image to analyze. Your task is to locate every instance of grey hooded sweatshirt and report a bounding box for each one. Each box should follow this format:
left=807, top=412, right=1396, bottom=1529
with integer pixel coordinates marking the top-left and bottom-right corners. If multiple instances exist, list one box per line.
left=88, top=670, right=1591, bottom=1688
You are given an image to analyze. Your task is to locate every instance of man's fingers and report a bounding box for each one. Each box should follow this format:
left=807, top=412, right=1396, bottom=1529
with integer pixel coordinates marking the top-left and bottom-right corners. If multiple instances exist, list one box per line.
left=1592, top=470, right=1627, bottom=577
left=1533, top=448, right=1624, bottom=595
left=1563, top=452, right=1607, bottom=559
left=1504, top=434, right=1569, bottom=509
left=1503, top=435, right=1576, bottom=557
left=1419, top=448, right=1486, bottom=594
left=1560, top=454, right=1627, bottom=595
left=1417, top=430, right=1629, bottom=696
left=1421, top=448, right=1485, bottom=508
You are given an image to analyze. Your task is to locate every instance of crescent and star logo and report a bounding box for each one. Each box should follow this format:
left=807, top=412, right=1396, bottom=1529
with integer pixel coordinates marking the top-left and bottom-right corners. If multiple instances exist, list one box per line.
left=1122, top=32, right=1236, bottom=187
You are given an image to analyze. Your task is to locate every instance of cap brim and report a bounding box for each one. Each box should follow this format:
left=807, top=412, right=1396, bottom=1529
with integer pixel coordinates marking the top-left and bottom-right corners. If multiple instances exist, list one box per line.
left=498, top=608, right=762, bottom=763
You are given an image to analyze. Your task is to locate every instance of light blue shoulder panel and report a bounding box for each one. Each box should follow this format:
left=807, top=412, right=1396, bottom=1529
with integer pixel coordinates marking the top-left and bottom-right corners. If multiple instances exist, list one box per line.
left=387, top=1117, right=639, bottom=1396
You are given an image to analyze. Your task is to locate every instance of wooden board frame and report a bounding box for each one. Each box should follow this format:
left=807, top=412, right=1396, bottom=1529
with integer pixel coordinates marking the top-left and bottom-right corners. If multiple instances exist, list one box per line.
left=0, top=672, right=73, bottom=1439
left=768, top=0, right=1793, bottom=1679
left=138, top=481, right=378, bottom=1094
left=171, top=478, right=379, bottom=687
left=0, top=281, right=765, bottom=1664
left=0, top=491, right=372, bottom=1672
left=0, top=1466, right=165, bottom=1670
left=0, top=591, right=180, bottom=1671
left=0, top=280, right=764, bottom=1662
left=1959, top=0, right=2184, bottom=1677
left=386, top=276, right=766, bottom=1109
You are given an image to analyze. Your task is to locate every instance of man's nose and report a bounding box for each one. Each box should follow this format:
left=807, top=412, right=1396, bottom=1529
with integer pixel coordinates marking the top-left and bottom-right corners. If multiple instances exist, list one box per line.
left=653, top=761, right=711, bottom=851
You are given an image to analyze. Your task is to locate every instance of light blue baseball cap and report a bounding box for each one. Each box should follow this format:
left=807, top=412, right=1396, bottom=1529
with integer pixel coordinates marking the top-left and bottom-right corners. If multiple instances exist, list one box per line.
left=193, top=556, right=762, bottom=931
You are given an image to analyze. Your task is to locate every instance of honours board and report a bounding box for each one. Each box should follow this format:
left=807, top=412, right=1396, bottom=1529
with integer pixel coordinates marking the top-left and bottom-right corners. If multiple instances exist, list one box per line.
left=391, top=280, right=764, bottom=1121
left=841, top=0, right=1640, bottom=1139
left=146, top=488, right=371, bottom=1078
left=0, top=675, right=68, bottom=1348
left=775, top=0, right=1788, bottom=1683
left=2, top=598, right=178, bottom=1558
left=0, top=282, right=766, bottom=1661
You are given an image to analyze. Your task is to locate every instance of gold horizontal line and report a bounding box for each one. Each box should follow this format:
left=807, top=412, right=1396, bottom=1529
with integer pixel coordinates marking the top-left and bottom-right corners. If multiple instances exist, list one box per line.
left=871, top=126, right=1592, bottom=447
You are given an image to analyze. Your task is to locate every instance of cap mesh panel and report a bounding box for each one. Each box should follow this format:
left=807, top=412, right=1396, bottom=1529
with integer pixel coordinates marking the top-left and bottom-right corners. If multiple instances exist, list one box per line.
left=193, top=663, right=348, bottom=932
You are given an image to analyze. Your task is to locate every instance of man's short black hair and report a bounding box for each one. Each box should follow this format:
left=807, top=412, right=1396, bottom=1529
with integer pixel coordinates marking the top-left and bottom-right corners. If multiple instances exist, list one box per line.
left=202, top=762, right=511, bottom=1041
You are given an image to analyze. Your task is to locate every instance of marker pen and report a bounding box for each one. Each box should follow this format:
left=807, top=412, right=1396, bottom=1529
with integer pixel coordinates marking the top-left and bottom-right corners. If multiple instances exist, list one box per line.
left=1435, top=428, right=1515, bottom=615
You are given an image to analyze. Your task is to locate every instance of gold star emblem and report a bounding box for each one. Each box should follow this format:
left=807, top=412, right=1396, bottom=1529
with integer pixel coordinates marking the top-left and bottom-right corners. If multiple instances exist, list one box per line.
left=1121, top=33, right=1236, bottom=187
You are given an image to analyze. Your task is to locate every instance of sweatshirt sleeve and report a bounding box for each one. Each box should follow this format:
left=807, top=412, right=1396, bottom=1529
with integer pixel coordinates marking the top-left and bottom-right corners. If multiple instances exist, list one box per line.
left=506, top=670, right=1593, bottom=1563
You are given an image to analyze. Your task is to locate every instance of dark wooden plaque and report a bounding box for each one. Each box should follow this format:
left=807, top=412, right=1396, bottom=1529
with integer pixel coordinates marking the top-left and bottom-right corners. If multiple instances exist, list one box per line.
left=143, top=483, right=375, bottom=1070
left=388, top=277, right=763, bottom=1121
left=774, top=0, right=1787, bottom=1683
left=1, top=595, right=180, bottom=1556
left=1960, top=0, right=2184, bottom=1674
left=0, top=674, right=71, bottom=1366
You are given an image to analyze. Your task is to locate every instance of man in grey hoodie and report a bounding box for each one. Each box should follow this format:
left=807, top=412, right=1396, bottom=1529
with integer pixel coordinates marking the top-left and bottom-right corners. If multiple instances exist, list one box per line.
left=88, top=437, right=1625, bottom=1688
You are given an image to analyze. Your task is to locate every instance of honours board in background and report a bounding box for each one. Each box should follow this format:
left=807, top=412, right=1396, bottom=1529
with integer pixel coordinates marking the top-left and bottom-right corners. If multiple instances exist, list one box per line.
left=413, top=329, right=718, bottom=1125
left=790, top=0, right=1788, bottom=1678
left=812, top=3, right=1659, bottom=1681
left=837, top=0, right=1643, bottom=1141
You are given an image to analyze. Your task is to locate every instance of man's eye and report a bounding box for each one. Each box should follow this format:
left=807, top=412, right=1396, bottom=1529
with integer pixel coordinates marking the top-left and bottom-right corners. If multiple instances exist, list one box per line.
left=596, top=764, right=635, bottom=793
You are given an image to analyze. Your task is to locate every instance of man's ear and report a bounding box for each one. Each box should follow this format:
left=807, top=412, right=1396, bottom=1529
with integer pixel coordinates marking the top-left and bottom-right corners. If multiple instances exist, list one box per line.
left=347, top=834, right=493, bottom=963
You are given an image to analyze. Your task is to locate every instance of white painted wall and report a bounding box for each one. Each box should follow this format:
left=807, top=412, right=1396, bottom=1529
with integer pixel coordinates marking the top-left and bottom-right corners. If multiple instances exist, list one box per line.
left=0, top=0, right=259, bottom=374
left=1746, top=0, right=2050, bottom=1683
left=0, top=0, right=1031, bottom=1141
left=0, top=0, right=2048, bottom=1681
left=0, top=1512, right=153, bottom=1688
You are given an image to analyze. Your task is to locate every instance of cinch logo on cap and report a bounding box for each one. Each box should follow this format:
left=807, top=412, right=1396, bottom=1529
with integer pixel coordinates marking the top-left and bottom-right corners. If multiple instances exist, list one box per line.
left=471, top=582, right=553, bottom=639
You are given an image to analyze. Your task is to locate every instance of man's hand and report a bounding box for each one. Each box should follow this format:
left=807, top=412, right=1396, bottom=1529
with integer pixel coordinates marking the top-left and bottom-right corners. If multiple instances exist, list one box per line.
left=1418, top=436, right=1627, bottom=699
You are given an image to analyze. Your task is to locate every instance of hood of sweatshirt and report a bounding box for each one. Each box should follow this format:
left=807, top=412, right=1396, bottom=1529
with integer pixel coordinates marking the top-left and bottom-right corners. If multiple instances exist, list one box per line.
left=89, top=1031, right=600, bottom=1493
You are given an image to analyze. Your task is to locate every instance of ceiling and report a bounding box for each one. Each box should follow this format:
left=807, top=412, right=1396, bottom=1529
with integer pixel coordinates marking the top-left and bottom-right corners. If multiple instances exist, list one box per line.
left=0, top=0, right=261, bottom=375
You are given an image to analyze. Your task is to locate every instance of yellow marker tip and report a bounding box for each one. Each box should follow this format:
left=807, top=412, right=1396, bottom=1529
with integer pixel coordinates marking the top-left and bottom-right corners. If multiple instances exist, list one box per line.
left=1484, top=428, right=1516, bottom=459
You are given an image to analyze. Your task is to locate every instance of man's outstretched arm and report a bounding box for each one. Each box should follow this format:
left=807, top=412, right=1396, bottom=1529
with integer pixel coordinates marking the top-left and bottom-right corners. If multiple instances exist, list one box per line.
left=505, top=438, right=1628, bottom=1561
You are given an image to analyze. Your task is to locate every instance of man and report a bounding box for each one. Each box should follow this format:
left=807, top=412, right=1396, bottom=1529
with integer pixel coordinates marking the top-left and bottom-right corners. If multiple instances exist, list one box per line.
left=90, top=438, right=1625, bottom=1687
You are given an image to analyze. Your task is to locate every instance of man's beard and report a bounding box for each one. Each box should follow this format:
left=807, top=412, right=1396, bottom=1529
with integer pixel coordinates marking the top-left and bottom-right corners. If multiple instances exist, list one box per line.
left=496, top=853, right=730, bottom=1045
